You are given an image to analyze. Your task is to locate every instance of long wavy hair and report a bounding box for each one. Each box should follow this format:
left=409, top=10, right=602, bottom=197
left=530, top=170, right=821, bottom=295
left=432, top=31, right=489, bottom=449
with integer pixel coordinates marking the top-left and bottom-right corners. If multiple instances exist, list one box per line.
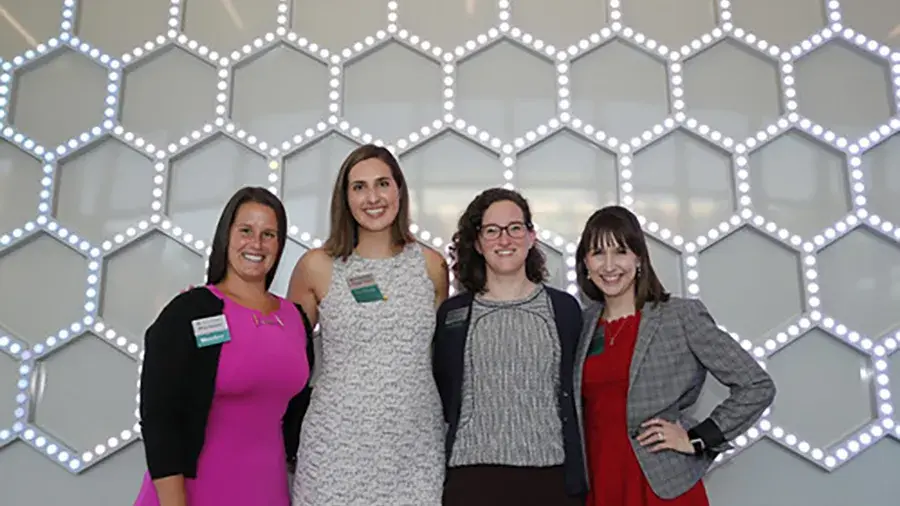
left=323, top=143, right=415, bottom=260
left=206, top=186, right=288, bottom=290
left=449, top=187, right=547, bottom=294
left=575, top=205, right=669, bottom=309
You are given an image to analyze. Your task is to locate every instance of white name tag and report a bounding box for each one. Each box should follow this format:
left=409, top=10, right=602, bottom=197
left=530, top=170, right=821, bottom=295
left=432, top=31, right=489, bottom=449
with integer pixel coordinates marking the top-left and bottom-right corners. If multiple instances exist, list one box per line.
left=191, top=315, right=231, bottom=347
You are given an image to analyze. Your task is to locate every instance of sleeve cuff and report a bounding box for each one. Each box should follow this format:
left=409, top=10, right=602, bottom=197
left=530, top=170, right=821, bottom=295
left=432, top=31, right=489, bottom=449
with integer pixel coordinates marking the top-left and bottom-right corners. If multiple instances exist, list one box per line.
left=688, top=417, right=726, bottom=449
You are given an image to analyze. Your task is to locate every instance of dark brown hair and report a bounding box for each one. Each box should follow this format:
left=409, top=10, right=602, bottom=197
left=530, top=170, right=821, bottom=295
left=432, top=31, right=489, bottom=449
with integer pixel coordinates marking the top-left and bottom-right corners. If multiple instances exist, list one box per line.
left=575, top=205, right=669, bottom=308
left=323, top=143, right=415, bottom=260
left=449, top=187, right=547, bottom=294
left=207, top=186, right=288, bottom=290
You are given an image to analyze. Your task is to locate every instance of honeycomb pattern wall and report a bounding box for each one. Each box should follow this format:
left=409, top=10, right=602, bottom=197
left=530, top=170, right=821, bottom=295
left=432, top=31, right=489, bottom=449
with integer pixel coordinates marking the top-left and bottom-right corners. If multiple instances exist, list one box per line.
left=0, top=0, right=898, bottom=490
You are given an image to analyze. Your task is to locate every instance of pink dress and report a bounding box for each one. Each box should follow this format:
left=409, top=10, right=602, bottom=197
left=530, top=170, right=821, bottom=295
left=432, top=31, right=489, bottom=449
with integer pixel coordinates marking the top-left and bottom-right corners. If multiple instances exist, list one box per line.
left=134, top=285, right=310, bottom=506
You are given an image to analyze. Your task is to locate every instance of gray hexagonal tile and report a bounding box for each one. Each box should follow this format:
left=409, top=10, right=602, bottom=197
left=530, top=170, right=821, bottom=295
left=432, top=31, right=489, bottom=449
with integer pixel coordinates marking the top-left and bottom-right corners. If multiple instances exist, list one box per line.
left=270, top=239, right=311, bottom=298
left=840, top=2, right=900, bottom=51
left=10, top=50, right=108, bottom=149
left=538, top=242, right=566, bottom=291
left=399, top=131, right=504, bottom=243
left=291, top=0, right=386, bottom=51
left=817, top=229, right=900, bottom=339
left=343, top=42, right=442, bottom=143
left=1, top=439, right=146, bottom=502
left=231, top=44, right=330, bottom=145
left=698, top=226, right=803, bottom=344
left=748, top=131, right=850, bottom=237
left=183, top=0, right=281, bottom=52
left=646, top=235, right=683, bottom=297
left=32, top=334, right=137, bottom=452
left=767, top=329, right=874, bottom=449
left=0, top=234, right=87, bottom=346
left=0, top=140, right=42, bottom=233
left=399, top=0, right=499, bottom=51
left=730, top=0, right=828, bottom=49
left=514, top=131, right=617, bottom=238
left=621, top=0, right=716, bottom=49
left=120, top=46, right=219, bottom=148
left=101, top=231, right=205, bottom=339
left=456, top=41, right=556, bottom=141
left=54, top=139, right=155, bottom=245
left=283, top=133, right=359, bottom=241
left=683, top=39, right=782, bottom=141
left=511, top=0, right=608, bottom=49
left=570, top=40, right=669, bottom=140
left=75, top=0, right=170, bottom=58
left=794, top=41, right=894, bottom=141
left=166, top=134, right=271, bottom=242
left=863, top=131, right=900, bottom=226
left=0, top=352, right=17, bottom=430
left=0, top=3, right=60, bottom=61
left=631, top=130, right=736, bottom=240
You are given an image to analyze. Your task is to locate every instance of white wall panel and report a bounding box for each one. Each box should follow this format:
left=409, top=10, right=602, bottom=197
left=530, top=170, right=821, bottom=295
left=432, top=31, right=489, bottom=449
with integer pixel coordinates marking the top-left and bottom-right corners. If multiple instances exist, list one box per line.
left=0, top=1, right=899, bottom=504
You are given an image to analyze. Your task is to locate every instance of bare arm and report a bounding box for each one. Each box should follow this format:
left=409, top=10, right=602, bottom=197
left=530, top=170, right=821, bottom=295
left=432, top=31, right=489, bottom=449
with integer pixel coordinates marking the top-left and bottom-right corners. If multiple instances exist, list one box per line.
left=286, top=248, right=332, bottom=329
left=423, top=247, right=450, bottom=309
left=153, top=476, right=187, bottom=506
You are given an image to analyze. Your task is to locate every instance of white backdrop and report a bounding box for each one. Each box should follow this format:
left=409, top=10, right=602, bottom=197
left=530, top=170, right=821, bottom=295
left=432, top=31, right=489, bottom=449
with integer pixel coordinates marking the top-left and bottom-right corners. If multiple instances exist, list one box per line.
left=0, top=1, right=899, bottom=505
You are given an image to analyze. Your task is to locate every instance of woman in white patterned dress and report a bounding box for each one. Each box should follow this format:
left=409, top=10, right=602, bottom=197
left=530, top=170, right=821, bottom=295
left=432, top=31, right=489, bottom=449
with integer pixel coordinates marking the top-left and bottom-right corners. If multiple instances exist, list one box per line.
left=286, top=144, right=449, bottom=505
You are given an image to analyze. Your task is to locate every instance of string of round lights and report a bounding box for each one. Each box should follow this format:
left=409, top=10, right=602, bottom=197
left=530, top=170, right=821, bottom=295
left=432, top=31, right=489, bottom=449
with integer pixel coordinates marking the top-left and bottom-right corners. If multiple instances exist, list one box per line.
left=0, top=0, right=896, bottom=475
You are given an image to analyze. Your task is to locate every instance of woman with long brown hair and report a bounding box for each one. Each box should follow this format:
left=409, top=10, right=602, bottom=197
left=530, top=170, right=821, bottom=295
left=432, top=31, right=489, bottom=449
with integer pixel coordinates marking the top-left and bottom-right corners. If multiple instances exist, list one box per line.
left=286, top=144, right=450, bottom=505
left=574, top=205, right=776, bottom=506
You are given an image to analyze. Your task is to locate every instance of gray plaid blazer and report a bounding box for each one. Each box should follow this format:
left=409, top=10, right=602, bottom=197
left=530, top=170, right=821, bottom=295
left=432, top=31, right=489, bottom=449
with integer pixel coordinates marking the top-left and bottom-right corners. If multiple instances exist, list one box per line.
left=574, top=296, right=776, bottom=499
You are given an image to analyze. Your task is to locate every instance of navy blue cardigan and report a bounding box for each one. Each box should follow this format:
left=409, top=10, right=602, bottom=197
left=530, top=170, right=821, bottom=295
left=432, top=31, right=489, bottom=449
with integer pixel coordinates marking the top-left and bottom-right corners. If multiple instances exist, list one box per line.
left=431, top=285, right=588, bottom=498
left=138, top=287, right=315, bottom=480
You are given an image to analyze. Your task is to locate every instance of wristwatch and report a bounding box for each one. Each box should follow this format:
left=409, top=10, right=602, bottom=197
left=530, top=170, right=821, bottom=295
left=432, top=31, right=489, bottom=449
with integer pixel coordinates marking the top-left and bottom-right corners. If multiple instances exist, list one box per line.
left=687, top=428, right=705, bottom=456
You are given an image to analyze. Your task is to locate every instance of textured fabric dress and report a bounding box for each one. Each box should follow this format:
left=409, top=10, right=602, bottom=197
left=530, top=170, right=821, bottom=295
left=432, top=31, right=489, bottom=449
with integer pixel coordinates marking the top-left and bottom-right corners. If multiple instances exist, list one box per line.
left=582, top=312, right=709, bottom=506
left=291, top=243, right=445, bottom=505
left=134, top=285, right=310, bottom=506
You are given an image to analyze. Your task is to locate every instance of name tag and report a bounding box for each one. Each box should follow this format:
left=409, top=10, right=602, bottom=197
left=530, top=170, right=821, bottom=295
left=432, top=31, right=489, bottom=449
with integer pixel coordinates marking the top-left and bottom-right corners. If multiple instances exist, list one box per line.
left=444, top=307, right=468, bottom=328
left=587, top=325, right=605, bottom=356
left=348, top=273, right=386, bottom=303
left=191, top=315, right=231, bottom=348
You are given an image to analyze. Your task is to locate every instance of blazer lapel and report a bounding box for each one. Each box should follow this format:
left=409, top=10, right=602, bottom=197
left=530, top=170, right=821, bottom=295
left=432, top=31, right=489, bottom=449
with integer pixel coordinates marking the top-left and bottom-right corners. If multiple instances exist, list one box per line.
left=628, top=303, right=663, bottom=389
left=578, top=302, right=604, bottom=362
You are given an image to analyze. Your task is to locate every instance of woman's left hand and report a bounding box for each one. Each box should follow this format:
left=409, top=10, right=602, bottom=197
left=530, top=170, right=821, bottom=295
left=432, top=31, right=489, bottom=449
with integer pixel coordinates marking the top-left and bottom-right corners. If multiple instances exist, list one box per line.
left=637, top=418, right=693, bottom=454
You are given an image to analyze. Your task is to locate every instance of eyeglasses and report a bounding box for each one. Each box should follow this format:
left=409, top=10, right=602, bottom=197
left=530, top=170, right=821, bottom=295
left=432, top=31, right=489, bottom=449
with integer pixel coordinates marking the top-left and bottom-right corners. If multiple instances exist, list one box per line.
left=479, top=221, right=528, bottom=240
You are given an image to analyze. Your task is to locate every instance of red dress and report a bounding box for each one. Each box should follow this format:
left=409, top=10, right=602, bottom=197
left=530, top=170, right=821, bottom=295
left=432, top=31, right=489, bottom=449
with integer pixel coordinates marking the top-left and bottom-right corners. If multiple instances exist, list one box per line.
left=582, top=312, right=709, bottom=506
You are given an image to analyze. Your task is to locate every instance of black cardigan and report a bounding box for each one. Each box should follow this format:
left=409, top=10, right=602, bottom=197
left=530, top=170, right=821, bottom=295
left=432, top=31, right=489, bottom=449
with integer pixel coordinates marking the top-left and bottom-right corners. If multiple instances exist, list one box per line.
left=431, top=285, right=588, bottom=498
left=138, top=287, right=315, bottom=480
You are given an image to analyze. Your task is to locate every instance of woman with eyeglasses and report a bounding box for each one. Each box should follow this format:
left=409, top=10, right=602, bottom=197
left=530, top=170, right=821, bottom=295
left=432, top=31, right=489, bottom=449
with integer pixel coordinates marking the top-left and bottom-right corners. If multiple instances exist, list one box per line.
left=432, top=187, right=588, bottom=505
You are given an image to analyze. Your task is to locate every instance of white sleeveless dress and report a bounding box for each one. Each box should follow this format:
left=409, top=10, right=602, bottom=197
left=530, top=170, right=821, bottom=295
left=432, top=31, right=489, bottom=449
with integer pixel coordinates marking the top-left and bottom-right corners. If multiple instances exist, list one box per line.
left=291, top=243, right=445, bottom=506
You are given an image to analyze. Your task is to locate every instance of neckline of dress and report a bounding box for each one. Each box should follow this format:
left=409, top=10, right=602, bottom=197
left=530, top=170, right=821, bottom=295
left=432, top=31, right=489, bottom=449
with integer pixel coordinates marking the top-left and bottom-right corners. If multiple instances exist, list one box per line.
left=206, top=285, right=284, bottom=317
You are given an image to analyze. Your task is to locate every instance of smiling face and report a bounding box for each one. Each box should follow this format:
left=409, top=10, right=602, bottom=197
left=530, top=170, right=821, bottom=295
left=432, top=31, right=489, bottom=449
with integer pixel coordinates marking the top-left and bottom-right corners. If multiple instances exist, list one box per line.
left=584, top=233, right=641, bottom=302
left=346, top=157, right=401, bottom=233
left=226, top=201, right=280, bottom=284
left=476, top=199, right=535, bottom=277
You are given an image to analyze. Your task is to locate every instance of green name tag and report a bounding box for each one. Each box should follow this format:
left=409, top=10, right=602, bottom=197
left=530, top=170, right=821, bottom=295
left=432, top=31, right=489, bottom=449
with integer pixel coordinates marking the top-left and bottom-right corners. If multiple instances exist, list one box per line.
left=348, top=273, right=386, bottom=303
left=191, top=315, right=232, bottom=348
left=587, top=324, right=605, bottom=357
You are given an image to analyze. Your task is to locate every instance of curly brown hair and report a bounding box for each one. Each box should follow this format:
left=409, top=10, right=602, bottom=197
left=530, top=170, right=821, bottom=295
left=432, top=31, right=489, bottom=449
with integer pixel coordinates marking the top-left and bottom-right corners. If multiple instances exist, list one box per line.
left=448, top=187, right=547, bottom=294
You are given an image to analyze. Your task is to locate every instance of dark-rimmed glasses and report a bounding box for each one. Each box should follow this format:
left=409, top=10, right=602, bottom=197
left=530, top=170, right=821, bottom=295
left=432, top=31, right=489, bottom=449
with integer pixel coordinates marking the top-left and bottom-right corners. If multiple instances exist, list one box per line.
left=479, top=221, right=528, bottom=240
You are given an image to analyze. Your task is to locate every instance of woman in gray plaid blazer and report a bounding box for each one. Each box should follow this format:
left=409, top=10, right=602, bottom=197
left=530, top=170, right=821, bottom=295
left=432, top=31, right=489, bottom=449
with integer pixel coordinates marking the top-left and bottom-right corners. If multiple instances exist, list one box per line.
left=573, top=205, right=776, bottom=506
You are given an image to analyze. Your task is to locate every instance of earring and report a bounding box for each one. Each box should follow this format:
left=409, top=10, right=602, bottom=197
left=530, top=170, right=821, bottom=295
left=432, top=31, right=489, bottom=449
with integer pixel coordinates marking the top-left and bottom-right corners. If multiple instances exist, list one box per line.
left=636, top=265, right=642, bottom=277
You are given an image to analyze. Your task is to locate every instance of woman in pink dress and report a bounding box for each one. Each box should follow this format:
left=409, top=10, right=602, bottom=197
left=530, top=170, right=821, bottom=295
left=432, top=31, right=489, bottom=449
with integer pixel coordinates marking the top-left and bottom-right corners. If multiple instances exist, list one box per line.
left=133, top=186, right=314, bottom=506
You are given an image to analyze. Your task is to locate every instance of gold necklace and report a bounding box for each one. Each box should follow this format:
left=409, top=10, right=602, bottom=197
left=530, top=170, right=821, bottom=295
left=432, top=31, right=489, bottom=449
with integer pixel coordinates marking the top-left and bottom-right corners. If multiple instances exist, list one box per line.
left=602, top=313, right=633, bottom=346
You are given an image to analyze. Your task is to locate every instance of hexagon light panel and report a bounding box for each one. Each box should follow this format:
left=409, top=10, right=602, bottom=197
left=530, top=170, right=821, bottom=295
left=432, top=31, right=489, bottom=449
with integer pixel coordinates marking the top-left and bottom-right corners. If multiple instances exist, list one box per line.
left=0, top=0, right=897, bottom=476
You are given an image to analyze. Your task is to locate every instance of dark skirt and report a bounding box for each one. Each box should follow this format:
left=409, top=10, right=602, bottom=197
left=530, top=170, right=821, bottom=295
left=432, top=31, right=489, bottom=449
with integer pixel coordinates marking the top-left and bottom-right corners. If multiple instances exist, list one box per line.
left=443, top=465, right=583, bottom=506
